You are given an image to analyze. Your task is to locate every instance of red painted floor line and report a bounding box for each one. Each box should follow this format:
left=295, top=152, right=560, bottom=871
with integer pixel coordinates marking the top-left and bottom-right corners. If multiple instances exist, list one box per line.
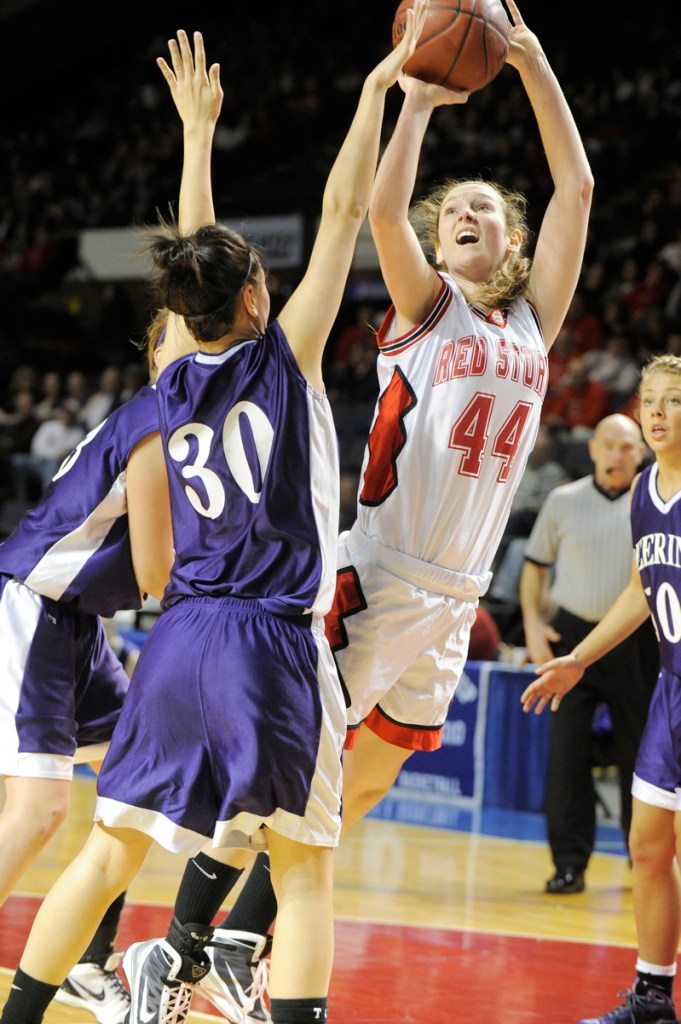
left=0, top=895, right=638, bottom=1024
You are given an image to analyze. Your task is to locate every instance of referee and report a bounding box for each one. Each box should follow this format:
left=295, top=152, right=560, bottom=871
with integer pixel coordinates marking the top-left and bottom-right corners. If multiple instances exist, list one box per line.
left=520, top=413, right=658, bottom=894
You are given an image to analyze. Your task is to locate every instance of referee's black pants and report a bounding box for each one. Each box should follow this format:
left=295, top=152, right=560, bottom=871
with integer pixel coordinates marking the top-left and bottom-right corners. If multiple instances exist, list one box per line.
left=545, top=607, right=658, bottom=874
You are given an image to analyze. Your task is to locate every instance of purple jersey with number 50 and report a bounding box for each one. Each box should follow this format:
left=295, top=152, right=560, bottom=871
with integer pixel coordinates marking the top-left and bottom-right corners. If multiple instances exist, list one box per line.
left=631, top=462, right=681, bottom=676
left=157, top=320, right=339, bottom=618
left=0, top=386, right=158, bottom=618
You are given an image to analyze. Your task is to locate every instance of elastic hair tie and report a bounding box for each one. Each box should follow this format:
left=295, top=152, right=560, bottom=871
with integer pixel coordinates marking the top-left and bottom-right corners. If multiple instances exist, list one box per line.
left=241, top=250, right=253, bottom=287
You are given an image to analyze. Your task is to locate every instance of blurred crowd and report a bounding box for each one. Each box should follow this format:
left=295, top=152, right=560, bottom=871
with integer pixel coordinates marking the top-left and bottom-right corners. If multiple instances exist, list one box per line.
left=0, top=4, right=680, bottom=636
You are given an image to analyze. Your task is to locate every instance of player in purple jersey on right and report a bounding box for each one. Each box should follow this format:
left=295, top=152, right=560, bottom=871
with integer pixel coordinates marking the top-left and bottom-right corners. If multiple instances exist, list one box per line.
left=0, top=11, right=431, bottom=1024
left=521, top=354, right=681, bottom=1024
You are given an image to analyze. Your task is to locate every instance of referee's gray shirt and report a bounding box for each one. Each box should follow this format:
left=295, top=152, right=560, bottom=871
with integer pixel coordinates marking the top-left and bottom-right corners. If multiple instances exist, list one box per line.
left=524, top=475, right=632, bottom=623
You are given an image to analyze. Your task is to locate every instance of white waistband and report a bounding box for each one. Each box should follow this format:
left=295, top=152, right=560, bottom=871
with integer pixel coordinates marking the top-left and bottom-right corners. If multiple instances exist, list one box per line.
left=347, top=525, right=490, bottom=602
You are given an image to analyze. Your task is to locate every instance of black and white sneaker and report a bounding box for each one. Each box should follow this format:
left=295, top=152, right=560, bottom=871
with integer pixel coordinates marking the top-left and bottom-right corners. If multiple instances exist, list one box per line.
left=576, top=987, right=678, bottom=1023
left=123, top=938, right=198, bottom=1024
left=55, top=953, right=131, bottom=1024
left=201, top=929, right=272, bottom=1024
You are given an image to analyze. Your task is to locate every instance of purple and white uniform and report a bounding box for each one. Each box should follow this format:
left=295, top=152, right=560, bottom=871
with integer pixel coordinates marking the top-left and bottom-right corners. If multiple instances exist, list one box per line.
left=96, top=321, right=346, bottom=854
left=0, top=386, right=159, bottom=780
left=630, top=463, right=681, bottom=809
left=326, top=273, right=548, bottom=751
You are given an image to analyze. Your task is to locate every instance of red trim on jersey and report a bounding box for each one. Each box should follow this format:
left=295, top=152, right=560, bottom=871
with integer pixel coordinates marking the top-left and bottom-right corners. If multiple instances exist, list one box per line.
left=345, top=707, right=443, bottom=752
left=344, top=723, right=361, bottom=750
left=359, top=366, right=417, bottom=507
left=378, top=277, right=453, bottom=358
left=469, top=304, right=508, bottom=328
left=325, top=565, right=367, bottom=652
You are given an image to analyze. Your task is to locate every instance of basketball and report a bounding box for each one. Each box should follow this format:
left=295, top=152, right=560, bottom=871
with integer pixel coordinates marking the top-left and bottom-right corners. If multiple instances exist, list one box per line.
left=393, top=0, right=511, bottom=94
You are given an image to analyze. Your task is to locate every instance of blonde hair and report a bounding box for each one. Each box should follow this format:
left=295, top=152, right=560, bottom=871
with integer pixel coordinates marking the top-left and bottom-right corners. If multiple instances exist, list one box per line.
left=410, top=177, right=532, bottom=308
left=143, top=307, right=170, bottom=382
left=640, top=353, right=681, bottom=384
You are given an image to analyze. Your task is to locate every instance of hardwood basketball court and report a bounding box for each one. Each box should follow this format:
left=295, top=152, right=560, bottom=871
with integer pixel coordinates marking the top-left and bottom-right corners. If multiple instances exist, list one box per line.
left=0, top=769, right=639, bottom=1024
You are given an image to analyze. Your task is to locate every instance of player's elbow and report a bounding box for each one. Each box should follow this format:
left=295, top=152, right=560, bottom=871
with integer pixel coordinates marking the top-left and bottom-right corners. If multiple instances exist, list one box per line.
left=137, top=575, right=169, bottom=602
left=579, top=170, right=595, bottom=206
left=134, top=559, right=172, bottom=602
left=564, top=170, right=594, bottom=212
left=324, top=193, right=368, bottom=229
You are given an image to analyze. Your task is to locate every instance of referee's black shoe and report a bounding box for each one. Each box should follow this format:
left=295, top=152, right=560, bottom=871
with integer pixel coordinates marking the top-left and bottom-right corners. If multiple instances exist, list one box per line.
left=545, top=866, right=585, bottom=894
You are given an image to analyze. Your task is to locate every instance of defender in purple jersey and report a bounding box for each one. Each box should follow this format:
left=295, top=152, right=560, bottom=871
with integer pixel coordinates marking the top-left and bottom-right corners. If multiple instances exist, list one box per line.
left=0, top=309, right=185, bottom=1024
left=175, top=0, right=595, bottom=1000
left=521, top=355, right=681, bottom=1023
left=0, top=18, right=431, bottom=1024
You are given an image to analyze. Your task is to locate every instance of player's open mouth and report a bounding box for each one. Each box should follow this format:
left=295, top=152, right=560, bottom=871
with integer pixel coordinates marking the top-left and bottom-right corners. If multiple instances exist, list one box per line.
left=456, top=230, right=478, bottom=245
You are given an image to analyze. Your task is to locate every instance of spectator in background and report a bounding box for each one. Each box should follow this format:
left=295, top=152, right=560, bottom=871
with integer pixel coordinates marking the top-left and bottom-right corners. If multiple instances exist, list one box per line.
left=600, top=297, right=629, bottom=340
left=63, top=370, right=89, bottom=417
left=332, top=302, right=379, bottom=368
left=543, top=355, right=611, bottom=436
left=561, top=291, right=605, bottom=356
left=541, top=326, right=576, bottom=419
left=78, top=366, right=121, bottom=431
left=519, top=413, right=657, bottom=894
left=327, top=305, right=382, bottom=404
left=328, top=336, right=379, bottom=403
left=117, top=361, right=148, bottom=404
left=0, top=390, right=40, bottom=453
left=11, top=404, right=85, bottom=500
left=2, top=366, right=38, bottom=409
left=620, top=259, right=671, bottom=334
left=582, top=334, right=640, bottom=409
left=0, top=390, right=40, bottom=503
left=34, top=371, right=63, bottom=422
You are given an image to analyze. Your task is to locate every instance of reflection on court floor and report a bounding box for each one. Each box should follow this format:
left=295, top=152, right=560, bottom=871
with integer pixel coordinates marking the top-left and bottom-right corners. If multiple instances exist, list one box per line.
left=0, top=772, right=637, bottom=1024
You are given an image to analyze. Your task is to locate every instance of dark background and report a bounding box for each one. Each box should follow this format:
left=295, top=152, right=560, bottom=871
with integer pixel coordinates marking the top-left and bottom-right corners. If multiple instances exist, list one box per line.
left=0, top=0, right=678, bottom=370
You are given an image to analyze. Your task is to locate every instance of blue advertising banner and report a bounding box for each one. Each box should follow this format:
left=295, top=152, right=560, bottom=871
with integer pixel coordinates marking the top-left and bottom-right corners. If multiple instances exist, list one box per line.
left=370, top=662, right=551, bottom=820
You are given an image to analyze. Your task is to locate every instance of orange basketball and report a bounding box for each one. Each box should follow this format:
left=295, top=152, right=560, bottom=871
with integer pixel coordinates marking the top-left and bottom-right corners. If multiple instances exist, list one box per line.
left=393, top=0, right=511, bottom=93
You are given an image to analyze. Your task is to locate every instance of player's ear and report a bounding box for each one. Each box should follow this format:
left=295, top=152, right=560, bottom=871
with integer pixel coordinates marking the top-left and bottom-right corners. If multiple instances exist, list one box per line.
left=242, top=283, right=258, bottom=318
left=507, top=229, right=522, bottom=253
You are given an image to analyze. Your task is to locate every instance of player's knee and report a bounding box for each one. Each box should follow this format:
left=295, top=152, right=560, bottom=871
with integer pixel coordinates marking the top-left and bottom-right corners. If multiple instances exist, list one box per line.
left=629, top=826, right=673, bottom=871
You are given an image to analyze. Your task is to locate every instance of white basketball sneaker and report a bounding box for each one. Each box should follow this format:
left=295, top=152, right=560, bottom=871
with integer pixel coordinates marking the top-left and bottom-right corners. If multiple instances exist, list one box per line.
left=55, top=953, right=131, bottom=1024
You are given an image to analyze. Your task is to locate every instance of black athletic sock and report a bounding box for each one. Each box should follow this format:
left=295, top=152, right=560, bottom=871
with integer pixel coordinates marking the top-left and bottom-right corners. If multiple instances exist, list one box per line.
left=270, top=996, right=328, bottom=1024
left=79, top=891, right=126, bottom=965
left=173, top=852, right=243, bottom=924
left=219, top=852, right=277, bottom=935
left=635, top=973, right=674, bottom=998
left=1, top=967, right=59, bottom=1024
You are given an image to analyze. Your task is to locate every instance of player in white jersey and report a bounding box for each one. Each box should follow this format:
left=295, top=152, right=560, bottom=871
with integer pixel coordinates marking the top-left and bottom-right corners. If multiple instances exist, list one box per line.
left=0, top=14, right=432, bottom=1024
left=328, top=0, right=593, bottom=823
left=521, top=355, right=681, bottom=1024
left=177, top=5, right=594, bottom=992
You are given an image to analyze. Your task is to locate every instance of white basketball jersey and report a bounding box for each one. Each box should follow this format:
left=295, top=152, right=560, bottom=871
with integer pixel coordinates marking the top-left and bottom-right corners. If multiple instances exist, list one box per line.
left=356, top=273, right=547, bottom=578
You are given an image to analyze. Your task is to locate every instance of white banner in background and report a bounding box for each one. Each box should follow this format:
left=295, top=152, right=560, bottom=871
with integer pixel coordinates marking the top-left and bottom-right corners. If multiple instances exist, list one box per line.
left=78, top=214, right=305, bottom=280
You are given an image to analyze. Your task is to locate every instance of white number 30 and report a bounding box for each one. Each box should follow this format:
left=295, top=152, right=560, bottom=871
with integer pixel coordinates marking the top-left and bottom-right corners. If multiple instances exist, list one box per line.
left=167, top=401, right=274, bottom=519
